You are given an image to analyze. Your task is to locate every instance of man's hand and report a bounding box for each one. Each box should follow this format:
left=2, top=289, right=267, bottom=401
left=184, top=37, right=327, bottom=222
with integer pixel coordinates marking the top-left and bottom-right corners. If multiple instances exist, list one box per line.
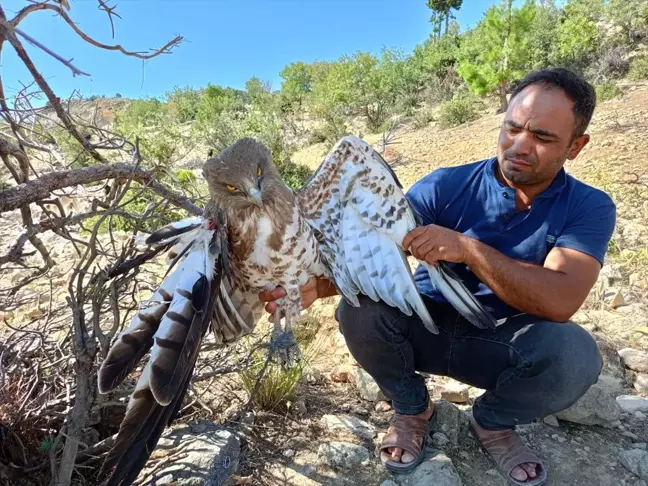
left=402, top=225, right=469, bottom=265
left=259, top=276, right=328, bottom=316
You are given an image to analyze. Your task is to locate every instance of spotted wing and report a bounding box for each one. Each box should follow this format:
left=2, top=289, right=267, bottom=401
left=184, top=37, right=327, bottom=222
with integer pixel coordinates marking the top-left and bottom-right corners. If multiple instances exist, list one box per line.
left=296, top=136, right=497, bottom=333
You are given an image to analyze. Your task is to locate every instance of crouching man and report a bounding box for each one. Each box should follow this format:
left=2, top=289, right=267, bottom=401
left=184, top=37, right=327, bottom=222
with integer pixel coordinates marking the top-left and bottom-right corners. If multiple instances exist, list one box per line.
left=261, top=68, right=616, bottom=486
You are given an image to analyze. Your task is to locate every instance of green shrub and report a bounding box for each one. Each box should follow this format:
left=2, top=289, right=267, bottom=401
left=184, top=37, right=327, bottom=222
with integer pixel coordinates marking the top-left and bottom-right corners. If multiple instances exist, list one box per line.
left=628, top=56, right=648, bottom=81
left=595, top=82, right=622, bottom=101
left=438, top=94, right=478, bottom=129
left=413, top=108, right=435, bottom=129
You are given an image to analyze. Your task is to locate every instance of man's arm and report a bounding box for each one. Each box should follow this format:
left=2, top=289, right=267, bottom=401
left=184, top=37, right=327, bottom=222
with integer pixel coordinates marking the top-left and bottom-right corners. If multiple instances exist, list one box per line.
left=462, top=238, right=600, bottom=322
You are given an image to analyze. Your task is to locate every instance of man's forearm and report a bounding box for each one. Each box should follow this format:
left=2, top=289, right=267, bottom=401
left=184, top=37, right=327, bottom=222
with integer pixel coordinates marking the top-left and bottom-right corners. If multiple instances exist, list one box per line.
left=461, top=237, right=580, bottom=322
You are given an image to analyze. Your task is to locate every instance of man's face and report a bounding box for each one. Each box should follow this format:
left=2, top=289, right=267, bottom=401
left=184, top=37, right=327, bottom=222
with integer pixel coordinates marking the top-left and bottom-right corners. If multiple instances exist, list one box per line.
left=497, top=84, right=590, bottom=187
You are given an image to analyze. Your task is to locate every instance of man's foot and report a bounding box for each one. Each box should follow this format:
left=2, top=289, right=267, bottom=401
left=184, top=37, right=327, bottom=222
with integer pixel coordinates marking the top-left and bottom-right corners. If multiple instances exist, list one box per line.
left=379, top=401, right=434, bottom=473
left=470, top=418, right=547, bottom=485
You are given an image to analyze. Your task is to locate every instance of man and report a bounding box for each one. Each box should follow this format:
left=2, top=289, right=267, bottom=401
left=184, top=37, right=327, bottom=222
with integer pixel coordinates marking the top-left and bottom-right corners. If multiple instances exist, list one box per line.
left=260, top=68, right=616, bottom=485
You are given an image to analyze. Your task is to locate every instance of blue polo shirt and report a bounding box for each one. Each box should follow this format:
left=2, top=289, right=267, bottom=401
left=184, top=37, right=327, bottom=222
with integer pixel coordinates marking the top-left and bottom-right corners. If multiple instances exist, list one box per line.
left=406, top=156, right=617, bottom=319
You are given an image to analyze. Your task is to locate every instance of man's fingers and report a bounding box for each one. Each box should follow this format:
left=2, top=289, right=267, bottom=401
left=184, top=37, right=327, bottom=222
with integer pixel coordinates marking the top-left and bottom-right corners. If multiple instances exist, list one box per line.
left=259, top=286, right=286, bottom=302
left=402, top=226, right=427, bottom=250
left=413, top=239, right=437, bottom=260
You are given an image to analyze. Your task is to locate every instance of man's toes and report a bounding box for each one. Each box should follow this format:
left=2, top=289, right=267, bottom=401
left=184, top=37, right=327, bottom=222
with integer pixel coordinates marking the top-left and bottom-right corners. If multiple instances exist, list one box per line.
left=401, top=451, right=415, bottom=464
left=521, top=462, right=538, bottom=478
left=510, top=465, right=529, bottom=481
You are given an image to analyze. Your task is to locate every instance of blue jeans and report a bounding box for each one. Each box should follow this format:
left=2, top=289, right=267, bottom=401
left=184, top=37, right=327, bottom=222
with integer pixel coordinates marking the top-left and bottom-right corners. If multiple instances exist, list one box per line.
left=336, top=294, right=603, bottom=430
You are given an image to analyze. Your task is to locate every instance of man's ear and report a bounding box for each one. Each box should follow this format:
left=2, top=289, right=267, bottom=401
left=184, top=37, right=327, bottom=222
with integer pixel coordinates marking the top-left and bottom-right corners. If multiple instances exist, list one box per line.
left=567, top=134, right=590, bottom=160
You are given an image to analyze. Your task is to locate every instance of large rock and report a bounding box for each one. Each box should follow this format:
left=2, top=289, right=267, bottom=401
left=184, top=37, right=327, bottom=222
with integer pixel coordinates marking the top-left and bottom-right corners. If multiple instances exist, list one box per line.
left=137, top=420, right=240, bottom=486
left=396, top=451, right=463, bottom=486
left=320, top=414, right=376, bottom=440
left=620, top=348, right=648, bottom=373
left=317, top=441, right=370, bottom=469
left=353, top=367, right=387, bottom=402
left=431, top=400, right=470, bottom=446
left=554, top=374, right=622, bottom=426
left=617, top=395, right=648, bottom=413
left=620, top=449, right=648, bottom=480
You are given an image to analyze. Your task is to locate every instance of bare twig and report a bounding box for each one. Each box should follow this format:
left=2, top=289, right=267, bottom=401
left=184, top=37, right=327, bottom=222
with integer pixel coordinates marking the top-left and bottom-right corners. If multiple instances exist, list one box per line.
left=13, top=26, right=90, bottom=77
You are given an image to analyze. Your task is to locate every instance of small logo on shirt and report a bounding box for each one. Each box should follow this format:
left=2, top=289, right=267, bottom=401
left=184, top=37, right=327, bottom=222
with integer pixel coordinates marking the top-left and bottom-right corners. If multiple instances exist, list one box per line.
left=546, top=235, right=556, bottom=244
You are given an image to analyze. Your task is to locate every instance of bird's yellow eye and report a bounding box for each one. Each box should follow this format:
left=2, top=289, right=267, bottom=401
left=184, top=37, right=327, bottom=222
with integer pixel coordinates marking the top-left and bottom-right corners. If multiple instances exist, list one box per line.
left=257, top=167, right=262, bottom=176
left=226, top=185, right=236, bottom=191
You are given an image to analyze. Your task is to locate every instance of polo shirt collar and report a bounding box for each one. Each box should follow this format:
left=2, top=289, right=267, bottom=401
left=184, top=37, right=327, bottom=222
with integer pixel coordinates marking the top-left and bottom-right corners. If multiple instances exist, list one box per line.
left=484, top=156, right=567, bottom=200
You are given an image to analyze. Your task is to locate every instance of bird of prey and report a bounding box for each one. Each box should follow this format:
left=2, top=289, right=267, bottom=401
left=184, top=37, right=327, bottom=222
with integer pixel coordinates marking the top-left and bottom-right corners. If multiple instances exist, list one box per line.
left=96, top=135, right=496, bottom=485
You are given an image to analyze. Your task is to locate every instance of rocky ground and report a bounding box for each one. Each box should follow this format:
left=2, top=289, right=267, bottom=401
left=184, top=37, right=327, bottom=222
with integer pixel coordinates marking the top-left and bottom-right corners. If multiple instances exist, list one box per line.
left=1, top=83, right=647, bottom=485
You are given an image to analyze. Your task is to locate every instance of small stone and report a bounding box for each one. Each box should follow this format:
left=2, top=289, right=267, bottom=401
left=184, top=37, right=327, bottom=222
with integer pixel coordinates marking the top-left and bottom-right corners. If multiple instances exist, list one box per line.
left=634, top=480, right=647, bottom=486
left=486, top=469, right=499, bottom=476
left=558, top=436, right=567, bottom=443
left=617, top=396, right=648, bottom=413
left=299, top=464, right=316, bottom=477
left=636, top=411, right=647, bottom=420
left=620, top=349, right=648, bottom=373
left=543, top=415, right=560, bottom=427
left=604, top=289, right=626, bottom=308
left=624, top=431, right=641, bottom=441
left=25, top=307, right=44, bottom=319
left=353, top=367, right=386, bottom=402
left=350, top=404, right=369, bottom=416
left=331, top=370, right=350, bottom=383
left=292, top=398, right=307, bottom=415
left=432, top=432, right=450, bottom=448
left=317, top=442, right=370, bottom=469
left=380, top=481, right=399, bottom=486
left=611, top=420, right=623, bottom=428
left=305, top=369, right=322, bottom=384
left=283, top=449, right=295, bottom=458
left=636, top=444, right=648, bottom=450
left=636, top=375, right=648, bottom=395
left=619, top=449, right=648, bottom=480
left=320, top=414, right=376, bottom=440
left=375, top=401, right=392, bottom=413
left=438, top=382, right=470, bottom=403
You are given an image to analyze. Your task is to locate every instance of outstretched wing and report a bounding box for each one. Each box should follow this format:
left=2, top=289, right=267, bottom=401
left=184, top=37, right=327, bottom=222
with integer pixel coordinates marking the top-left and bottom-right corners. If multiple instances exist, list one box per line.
left=296, top=136, right=497, bottom=333
left=97, top=210, right=256, bottom=485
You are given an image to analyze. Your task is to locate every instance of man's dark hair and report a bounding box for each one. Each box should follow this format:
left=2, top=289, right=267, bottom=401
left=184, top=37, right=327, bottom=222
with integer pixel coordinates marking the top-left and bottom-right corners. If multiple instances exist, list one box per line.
left=510, top=68, right=596, bottom=139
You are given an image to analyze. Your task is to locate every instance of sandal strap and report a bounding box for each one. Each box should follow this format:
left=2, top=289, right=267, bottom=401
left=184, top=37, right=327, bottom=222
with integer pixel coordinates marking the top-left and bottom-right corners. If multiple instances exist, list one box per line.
left=379, top=413, right=430, bottom=458
left=479, top=428, right=544, bottom=476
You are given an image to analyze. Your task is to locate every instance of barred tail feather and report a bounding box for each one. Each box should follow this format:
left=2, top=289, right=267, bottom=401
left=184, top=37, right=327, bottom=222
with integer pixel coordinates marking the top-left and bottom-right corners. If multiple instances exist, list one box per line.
left=98, top=261, right=184, bottom=394
left=99, top=220, right=225, bottom=486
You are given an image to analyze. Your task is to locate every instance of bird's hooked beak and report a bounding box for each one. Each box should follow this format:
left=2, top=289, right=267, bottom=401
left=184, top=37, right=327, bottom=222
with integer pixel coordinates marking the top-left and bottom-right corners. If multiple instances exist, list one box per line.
left=248, top=187, right=263, bottom=206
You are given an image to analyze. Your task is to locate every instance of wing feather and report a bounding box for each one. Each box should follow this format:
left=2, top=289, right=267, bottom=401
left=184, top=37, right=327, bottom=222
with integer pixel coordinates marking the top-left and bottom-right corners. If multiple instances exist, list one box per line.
left=298, top=135, right=497, bottom=332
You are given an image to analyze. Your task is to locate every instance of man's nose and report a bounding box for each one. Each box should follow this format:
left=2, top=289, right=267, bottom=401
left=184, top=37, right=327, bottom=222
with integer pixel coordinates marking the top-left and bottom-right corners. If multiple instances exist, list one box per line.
left=511, top=131, right=533, bottom=156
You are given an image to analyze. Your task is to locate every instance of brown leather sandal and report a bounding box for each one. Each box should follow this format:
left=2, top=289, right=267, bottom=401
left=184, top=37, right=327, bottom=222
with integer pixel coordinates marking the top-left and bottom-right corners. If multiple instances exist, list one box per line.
left=469, top=418, right=548, bottom=486
left=379, top=406, right=436, bottom=473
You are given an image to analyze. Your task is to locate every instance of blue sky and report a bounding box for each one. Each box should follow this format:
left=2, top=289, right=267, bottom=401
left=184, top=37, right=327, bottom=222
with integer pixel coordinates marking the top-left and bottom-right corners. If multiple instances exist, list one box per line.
left=2, top=0, right=505, bottom=103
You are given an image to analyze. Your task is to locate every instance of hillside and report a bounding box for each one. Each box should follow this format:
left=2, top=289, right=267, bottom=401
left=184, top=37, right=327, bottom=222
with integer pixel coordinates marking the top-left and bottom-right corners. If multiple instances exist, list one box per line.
left=3, top=81, right=648, bottom=486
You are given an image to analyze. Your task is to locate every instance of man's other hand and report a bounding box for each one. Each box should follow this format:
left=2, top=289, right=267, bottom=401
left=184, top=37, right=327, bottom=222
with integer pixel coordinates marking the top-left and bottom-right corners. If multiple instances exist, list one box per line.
left=259, top=276, right=320, bottom=315
left=402, top=225, right=469, bottom=265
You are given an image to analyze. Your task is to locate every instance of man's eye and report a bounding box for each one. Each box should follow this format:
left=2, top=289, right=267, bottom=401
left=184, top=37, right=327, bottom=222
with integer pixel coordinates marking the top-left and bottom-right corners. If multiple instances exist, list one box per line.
left=226, top=185, right=236, bottom=191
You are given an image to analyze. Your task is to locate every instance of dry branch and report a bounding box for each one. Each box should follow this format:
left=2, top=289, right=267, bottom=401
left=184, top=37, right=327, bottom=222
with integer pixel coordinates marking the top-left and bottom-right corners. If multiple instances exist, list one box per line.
left=0, top=162, right=203, bottom=215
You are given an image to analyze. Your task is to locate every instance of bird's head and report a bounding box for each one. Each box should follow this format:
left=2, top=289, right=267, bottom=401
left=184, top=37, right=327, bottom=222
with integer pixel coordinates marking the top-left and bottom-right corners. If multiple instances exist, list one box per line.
left=202, top=137, right=281, bottom=211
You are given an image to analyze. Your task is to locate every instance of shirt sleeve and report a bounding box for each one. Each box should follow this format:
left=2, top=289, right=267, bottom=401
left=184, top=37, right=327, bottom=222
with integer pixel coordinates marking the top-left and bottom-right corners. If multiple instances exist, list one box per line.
left=554, top=189, right=617, bottom=266
left=405, top=169, right=444, bottom=226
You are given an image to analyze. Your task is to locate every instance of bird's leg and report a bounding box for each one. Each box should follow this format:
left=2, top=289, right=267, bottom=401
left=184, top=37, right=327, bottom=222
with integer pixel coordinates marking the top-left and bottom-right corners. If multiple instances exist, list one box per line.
left=268, top=287, right=302, bottom=368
